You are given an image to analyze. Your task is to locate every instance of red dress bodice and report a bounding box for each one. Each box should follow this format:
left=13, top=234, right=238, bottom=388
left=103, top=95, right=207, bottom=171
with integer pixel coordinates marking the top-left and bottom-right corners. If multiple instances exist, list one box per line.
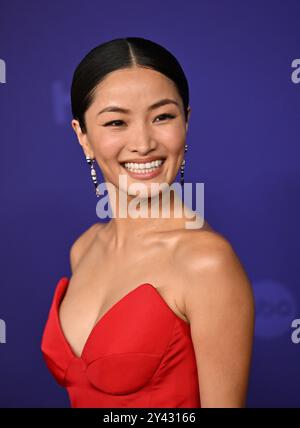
left=41, top=277, right=201, bottom=408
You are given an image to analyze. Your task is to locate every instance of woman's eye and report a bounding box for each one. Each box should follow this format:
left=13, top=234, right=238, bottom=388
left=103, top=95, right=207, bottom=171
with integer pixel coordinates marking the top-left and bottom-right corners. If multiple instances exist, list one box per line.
left=104, top=120, right=124, bottom=127
left=154, top=114, right=176, bottom=122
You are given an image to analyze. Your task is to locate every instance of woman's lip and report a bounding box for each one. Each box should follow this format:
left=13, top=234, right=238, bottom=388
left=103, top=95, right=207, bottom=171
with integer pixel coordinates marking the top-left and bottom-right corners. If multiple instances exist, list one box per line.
left=120, top=161, right=165, bottom=180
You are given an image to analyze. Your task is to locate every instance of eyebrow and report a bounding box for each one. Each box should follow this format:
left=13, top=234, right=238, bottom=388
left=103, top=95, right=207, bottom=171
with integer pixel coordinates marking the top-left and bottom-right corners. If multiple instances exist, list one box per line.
left=96, top=98, right=180, bottom=116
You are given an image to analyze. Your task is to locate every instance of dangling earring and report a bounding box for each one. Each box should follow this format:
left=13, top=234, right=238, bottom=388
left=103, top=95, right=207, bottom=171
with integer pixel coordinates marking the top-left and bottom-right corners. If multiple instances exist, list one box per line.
left=180, top=144, right=188, bottom=188
left=85, top=155, right=101, bottom=197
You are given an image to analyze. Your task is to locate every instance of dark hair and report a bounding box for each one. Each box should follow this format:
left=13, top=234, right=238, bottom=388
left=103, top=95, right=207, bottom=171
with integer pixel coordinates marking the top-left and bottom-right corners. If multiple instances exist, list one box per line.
left=71, top=37, right=190, bottom=134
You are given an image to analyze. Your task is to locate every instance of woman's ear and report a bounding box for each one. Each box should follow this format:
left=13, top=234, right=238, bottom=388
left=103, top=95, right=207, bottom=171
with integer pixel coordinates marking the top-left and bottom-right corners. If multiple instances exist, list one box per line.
left=71, top=119, right=95, bottom=158
left=186, top=106, right=191, bottom=133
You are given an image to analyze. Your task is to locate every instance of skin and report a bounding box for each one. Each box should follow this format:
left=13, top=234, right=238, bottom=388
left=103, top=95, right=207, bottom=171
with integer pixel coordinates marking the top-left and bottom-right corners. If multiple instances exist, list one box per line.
left=59, top=65, right=255, bottom=408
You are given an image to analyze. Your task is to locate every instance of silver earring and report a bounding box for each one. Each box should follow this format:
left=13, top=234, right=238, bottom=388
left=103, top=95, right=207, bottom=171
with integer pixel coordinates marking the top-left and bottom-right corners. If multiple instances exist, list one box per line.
left=180, top=144, right=188, bottom=187
left=85, top=155, right=100, bottom=197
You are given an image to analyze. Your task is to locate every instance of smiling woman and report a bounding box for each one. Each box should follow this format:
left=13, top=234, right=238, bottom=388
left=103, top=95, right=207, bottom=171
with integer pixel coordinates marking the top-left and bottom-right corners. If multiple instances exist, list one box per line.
left=41, top=37, right=255, bottom=408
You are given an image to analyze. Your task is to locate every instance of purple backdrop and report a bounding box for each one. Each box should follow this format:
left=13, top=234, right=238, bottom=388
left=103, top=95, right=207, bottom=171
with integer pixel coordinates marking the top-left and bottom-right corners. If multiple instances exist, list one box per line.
left=0, top=0, right=299, bottom=407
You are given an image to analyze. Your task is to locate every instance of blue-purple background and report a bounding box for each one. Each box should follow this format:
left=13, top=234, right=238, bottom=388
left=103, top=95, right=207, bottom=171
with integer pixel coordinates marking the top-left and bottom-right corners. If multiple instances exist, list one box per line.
left=0, top=0, right=299, bottom=408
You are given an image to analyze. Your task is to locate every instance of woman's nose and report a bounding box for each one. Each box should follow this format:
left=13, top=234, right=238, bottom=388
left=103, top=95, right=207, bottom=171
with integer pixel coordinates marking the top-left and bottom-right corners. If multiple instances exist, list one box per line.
left=129, top=123, right=157, bottom=153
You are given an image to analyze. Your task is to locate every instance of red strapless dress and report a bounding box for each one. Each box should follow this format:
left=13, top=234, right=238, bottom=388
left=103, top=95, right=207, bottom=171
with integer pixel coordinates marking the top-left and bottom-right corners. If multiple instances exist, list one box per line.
left=41, top=277, right=201, bottom=408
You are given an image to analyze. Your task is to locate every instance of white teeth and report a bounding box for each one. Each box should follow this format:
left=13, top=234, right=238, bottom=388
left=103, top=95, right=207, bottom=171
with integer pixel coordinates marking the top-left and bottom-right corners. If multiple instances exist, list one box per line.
left=123, top=159, right=164, bottom=172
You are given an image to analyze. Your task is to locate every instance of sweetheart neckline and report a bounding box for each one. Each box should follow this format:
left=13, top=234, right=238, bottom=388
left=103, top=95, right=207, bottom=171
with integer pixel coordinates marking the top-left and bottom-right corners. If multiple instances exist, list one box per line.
left=55, top=277, right=189, bottom=360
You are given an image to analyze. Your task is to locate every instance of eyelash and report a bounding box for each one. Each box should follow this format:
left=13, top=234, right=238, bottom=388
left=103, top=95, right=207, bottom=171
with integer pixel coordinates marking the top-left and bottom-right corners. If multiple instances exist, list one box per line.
left=103, top=113, right=176, bottom=127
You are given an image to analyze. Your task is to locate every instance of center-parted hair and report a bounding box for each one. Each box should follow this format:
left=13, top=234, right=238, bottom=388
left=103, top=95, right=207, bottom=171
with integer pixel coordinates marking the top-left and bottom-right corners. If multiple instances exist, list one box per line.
left=70, top=37, right=190, bottom=134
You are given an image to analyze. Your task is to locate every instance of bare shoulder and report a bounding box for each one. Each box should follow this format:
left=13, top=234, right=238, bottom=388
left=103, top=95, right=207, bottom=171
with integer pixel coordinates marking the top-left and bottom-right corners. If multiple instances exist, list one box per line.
left=179, top=227, right=234, bottom=271
left=181, top=228, right=255, bottom=321
left=181, top=229, right=255, bottom=407
left=69, top=222, right=104, bottom=273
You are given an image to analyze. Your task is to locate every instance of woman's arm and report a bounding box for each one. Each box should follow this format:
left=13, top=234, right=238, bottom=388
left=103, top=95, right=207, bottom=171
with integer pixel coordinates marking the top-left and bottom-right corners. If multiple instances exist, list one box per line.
left=184, top=233, right=255, bottom=408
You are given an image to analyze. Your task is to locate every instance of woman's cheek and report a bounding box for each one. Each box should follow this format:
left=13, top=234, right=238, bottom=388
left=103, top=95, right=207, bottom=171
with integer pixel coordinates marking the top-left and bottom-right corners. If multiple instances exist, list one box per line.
left=159, top=125, right=185, bottom=147
left=95, top=138, right=123, bottom=158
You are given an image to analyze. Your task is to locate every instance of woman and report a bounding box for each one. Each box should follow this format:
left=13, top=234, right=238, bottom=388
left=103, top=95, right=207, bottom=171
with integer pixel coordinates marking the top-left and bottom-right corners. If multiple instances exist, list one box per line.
left=41, top=37, right=255, bottom=408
